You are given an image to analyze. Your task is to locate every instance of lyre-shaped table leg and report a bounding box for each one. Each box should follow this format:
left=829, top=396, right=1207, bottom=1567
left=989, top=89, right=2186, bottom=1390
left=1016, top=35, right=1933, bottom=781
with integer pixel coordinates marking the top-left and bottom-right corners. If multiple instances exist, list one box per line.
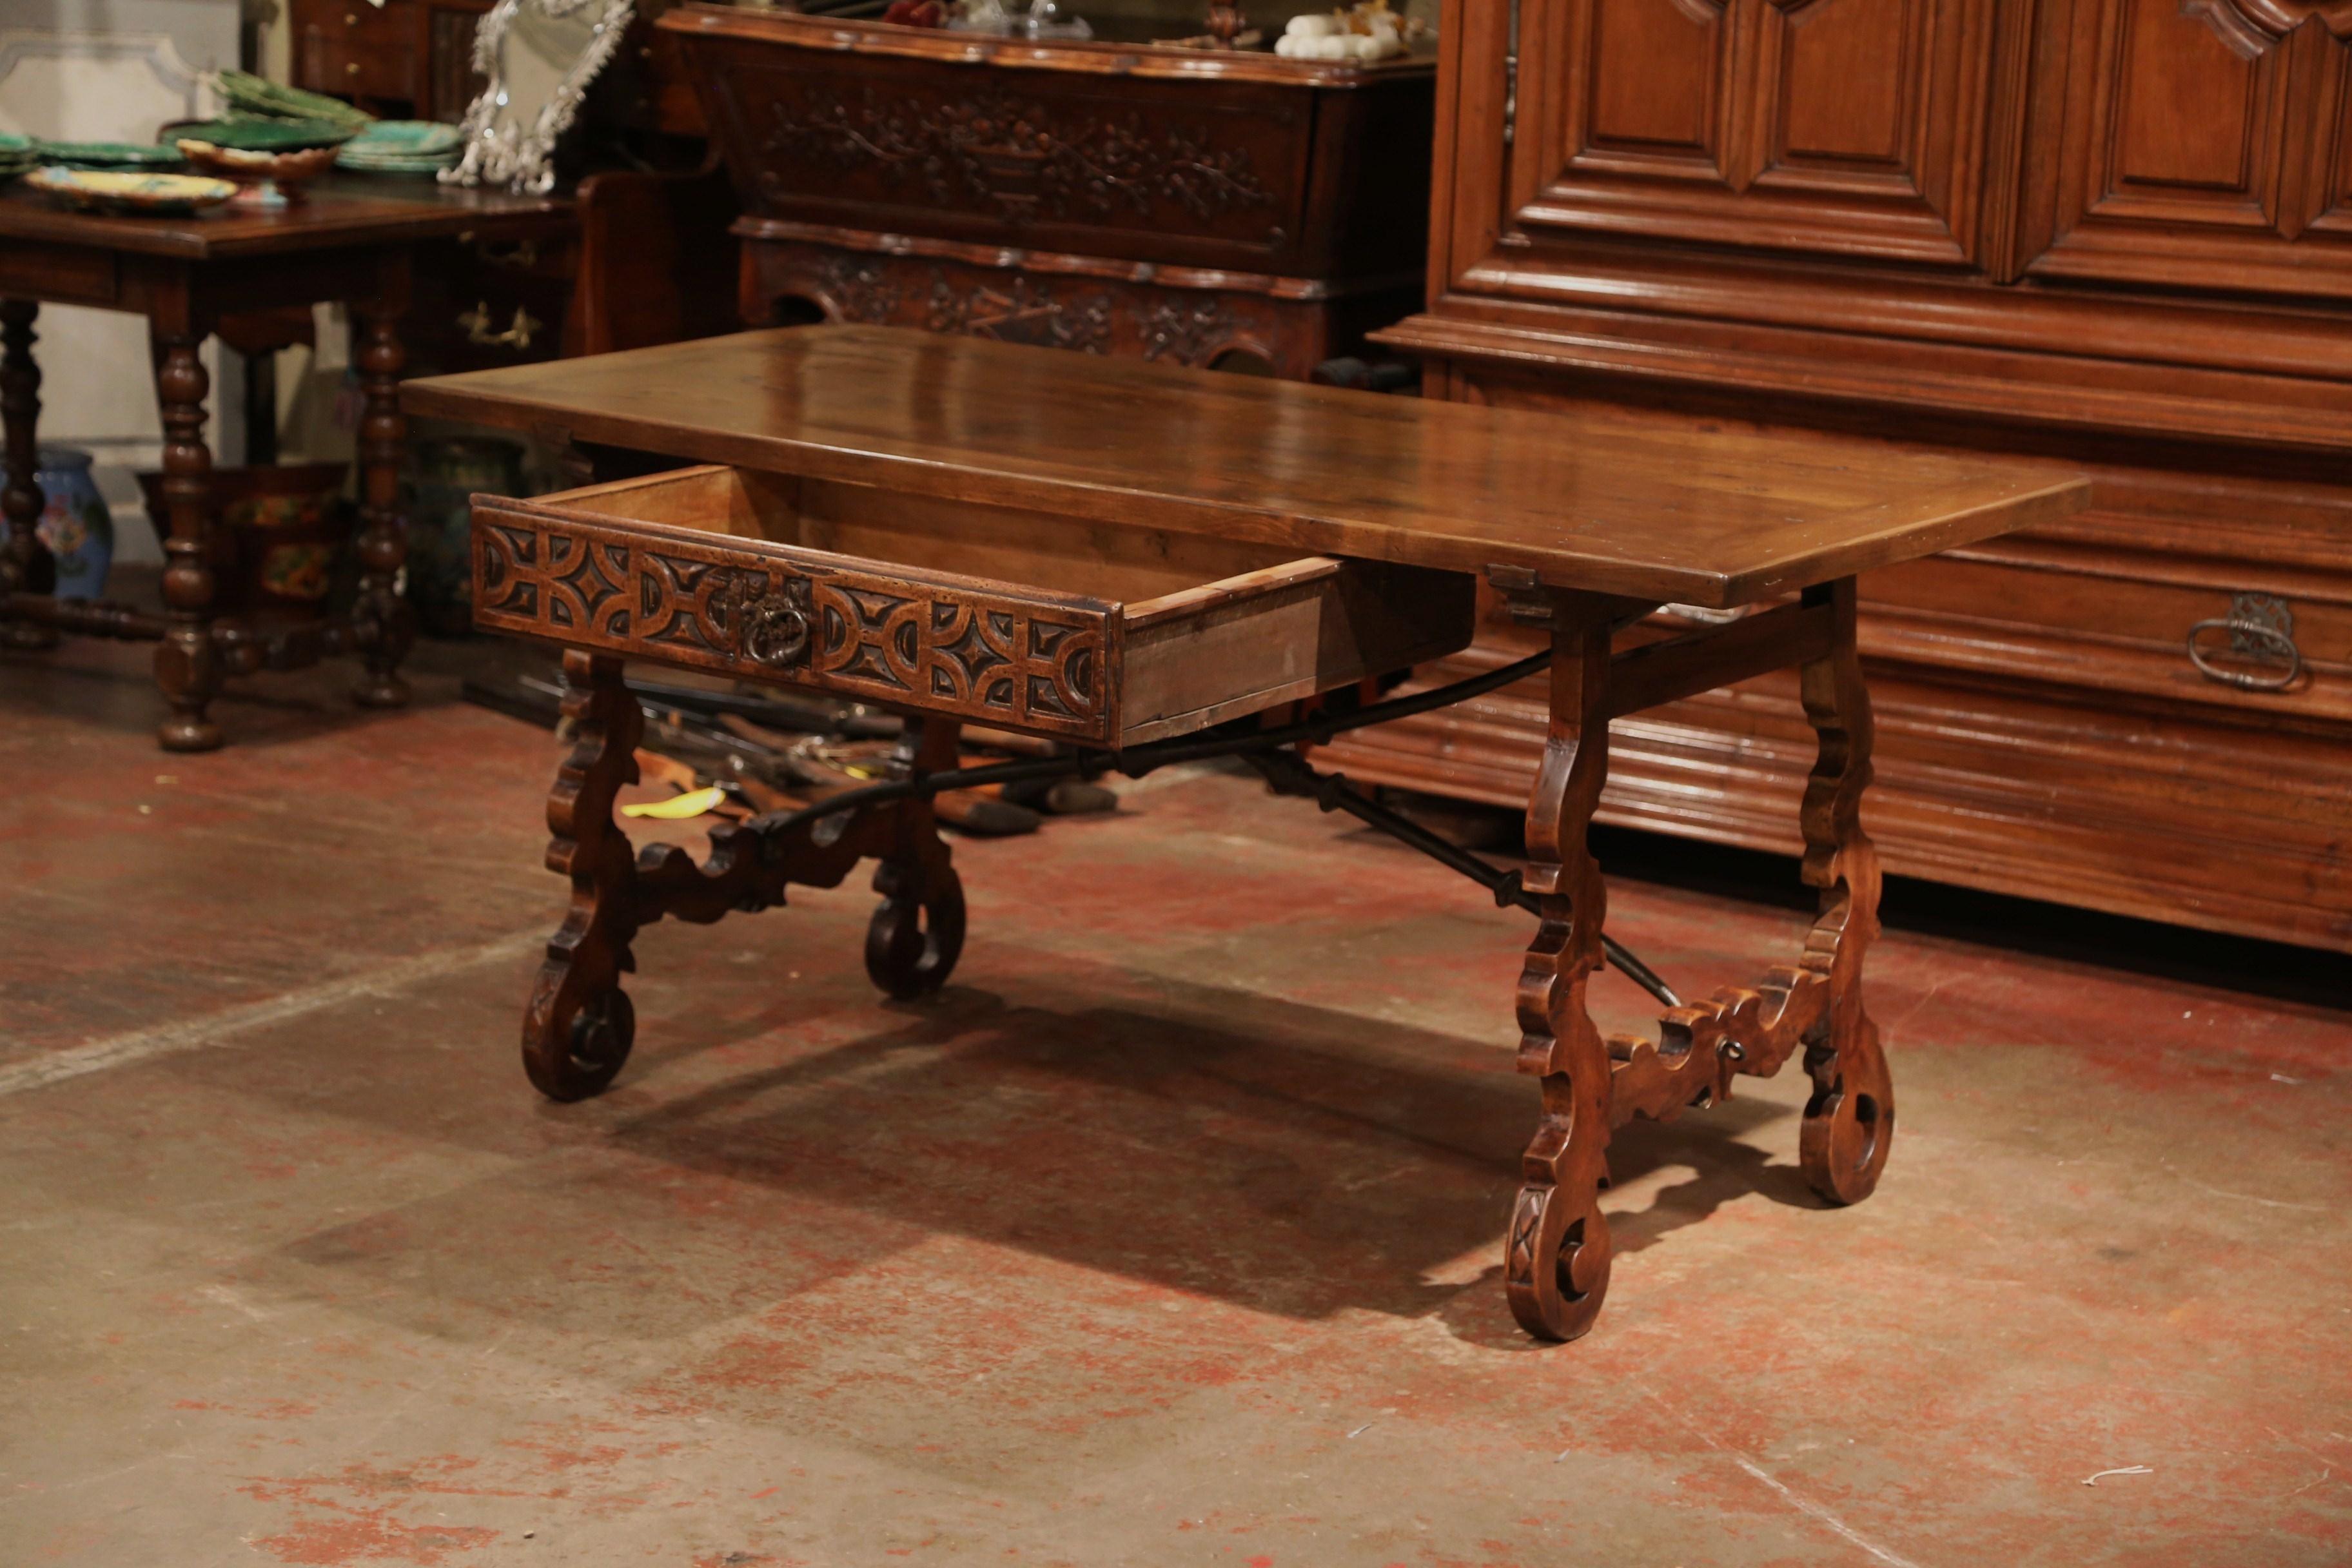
left=522, top=650, right=645, bottom=1102
left=1502, top=580, right=1895, bottom=1340
left=1506, top=605, right=1618, bottom=1342
left=1794, top=579, right=1894, bottom=1204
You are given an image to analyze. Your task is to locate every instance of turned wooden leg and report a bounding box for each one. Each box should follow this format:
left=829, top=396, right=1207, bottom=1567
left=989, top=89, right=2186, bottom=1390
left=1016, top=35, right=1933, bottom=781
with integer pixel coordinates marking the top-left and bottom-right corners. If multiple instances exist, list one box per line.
left=0, top=299, right=57, bottom=649
left=522, top=650, right=645, bottom=1101
left=349, top=303, right=415, bottom=709
left=1505, top=600, right=1618, bottom=1342
left=865, top=716, right=966, bottom=1000
left=151, top=332, right=223, bottom=752
left=1794, top=579, right=1894, bottom=1204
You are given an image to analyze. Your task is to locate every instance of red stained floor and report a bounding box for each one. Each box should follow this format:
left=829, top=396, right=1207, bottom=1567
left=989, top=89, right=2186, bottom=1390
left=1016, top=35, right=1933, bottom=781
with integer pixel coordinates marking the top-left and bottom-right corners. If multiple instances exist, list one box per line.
left=2, top=636, right=2347, bottom=1567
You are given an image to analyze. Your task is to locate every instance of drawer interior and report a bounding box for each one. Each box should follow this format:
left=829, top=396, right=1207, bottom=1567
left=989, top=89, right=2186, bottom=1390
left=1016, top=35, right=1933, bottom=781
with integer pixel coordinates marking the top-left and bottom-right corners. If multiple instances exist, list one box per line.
left=496, top=464, right=1477, bottom=743
left=547, top=464, right=1317, bottom=603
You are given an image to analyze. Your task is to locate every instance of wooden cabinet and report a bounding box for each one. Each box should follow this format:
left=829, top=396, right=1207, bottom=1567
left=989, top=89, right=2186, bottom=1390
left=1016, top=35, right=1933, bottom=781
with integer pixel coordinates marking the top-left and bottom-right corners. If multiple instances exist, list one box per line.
left=1348, top=0, right=2352, bottom=951
left=289, top=0, right=479, bottom=120
left=284, top=0, right=736, bottom=375
left=288, top=0, right=703, bottom=134
left=663, top=5, right=1434, bottom=379
left=293, top=0, right=423, bottom=104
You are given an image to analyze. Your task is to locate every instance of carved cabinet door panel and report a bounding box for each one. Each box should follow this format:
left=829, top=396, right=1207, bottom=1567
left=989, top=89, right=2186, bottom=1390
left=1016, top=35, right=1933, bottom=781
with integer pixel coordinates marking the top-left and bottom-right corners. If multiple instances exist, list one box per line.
left=2019, top=0, right=2352, bottom=295
left=1494, top=0, right=2017, bottom=269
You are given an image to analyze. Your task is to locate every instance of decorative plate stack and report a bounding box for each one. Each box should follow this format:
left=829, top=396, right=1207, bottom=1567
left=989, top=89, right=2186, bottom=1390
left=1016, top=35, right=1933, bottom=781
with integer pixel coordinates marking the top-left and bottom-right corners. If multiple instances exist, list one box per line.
left=213, top=70, right=376, bottom=133
left=335, top=121, right=463, bottom=178
left=32, top=140, right=185, bottom=172
left=0, top=132, right=34, bottom=183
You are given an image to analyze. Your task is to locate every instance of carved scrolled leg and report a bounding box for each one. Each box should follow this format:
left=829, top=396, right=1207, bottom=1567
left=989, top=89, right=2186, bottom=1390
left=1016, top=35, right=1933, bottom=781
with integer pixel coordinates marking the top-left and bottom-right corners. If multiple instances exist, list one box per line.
left=349, top=304, right=415, bottom=710
left=1793, top=578, right=1894, bottom=1205
left=1506, top=603, right=1618, bottom=1342
left=1, top=299, right=58, bottom=649
left=151, top=332, right=222, bottom=752
left=523, top=650, right=645, bottom=1101
left=863, top=717, right=966, bottom=1001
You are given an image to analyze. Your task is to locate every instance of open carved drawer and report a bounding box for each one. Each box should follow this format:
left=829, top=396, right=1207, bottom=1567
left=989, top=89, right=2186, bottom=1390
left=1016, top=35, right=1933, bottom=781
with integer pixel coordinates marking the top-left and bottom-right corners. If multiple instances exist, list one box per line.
left=472, top=465, right=1478, bottom=746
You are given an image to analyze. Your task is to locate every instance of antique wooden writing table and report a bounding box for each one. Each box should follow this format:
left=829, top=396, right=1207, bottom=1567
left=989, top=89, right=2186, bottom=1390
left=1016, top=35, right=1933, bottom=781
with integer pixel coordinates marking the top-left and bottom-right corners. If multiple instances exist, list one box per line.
left=0, top=178, right=565, bottom=750
left=404, top=325, right=2086, bottom=1341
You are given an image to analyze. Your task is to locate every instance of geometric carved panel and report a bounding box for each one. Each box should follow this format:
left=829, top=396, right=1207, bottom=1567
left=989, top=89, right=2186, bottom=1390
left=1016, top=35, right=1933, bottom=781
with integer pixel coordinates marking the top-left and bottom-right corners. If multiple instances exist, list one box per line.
left=471, top=502, right=1118, bottom=742
left=2024, top=0, right=2352, bottom=295
left=1512, top=0, right=2001, bottom=268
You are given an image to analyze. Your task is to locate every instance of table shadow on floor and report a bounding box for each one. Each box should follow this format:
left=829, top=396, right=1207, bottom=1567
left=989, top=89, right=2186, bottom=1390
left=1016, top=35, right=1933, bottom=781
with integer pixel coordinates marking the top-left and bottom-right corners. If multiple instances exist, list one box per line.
left=251, top=976, right=1817, bottom=1352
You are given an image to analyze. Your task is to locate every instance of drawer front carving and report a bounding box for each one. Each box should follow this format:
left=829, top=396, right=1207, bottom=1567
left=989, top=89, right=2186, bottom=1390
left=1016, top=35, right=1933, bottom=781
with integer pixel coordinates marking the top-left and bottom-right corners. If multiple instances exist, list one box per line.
left=742, top=241, right=1352, bottom=378
left=695, top=42, right=1309, bottom=270
left=1504, top=0, right=2010, bottom=268
left=473, top=507, right=1117, bottom=740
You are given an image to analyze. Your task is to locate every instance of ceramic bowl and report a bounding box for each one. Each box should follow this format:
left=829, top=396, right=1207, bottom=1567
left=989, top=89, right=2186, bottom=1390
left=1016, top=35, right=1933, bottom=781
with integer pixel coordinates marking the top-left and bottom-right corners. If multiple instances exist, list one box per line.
left=175, top=138, right=344, bottom=205
left=25, top=167, right=237, bottom=216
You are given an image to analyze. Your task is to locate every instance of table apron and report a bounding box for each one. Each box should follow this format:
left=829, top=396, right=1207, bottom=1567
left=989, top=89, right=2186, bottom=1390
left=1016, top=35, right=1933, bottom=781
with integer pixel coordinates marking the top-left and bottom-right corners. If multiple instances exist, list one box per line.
left=0, top=244, right=121, bottom=310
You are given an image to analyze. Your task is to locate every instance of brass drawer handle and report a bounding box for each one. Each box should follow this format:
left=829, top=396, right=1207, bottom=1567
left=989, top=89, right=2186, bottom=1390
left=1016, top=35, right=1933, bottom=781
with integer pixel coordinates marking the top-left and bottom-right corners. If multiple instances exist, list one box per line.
left=738, top=582, right=814, bottom=670
left=456, top=300, right=541, bottom=351
left=2186, top=592, right=2302, bottom=692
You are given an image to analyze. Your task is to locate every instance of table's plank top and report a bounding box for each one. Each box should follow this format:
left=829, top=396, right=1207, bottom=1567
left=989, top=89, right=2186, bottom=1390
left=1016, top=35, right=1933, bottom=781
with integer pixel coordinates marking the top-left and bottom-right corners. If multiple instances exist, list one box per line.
left=0, top=176, right=567, bottom=259
left=402, top=325, right=2088, bottom=606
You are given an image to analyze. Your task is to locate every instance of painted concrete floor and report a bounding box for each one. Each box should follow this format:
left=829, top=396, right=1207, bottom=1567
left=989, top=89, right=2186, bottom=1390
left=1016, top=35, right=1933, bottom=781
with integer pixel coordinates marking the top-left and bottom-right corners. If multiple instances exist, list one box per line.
left=3, top=635, right=2348, bottom=1568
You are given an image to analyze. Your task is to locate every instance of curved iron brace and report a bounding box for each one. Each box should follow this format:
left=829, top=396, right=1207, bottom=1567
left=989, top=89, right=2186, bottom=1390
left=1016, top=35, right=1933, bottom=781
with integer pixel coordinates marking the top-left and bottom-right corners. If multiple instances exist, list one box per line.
left=738, top=647, right=1682, bottom=1008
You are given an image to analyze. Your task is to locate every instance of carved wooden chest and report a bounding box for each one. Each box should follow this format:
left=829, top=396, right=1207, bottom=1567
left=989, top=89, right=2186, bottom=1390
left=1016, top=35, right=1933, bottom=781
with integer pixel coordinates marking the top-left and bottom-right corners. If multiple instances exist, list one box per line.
left=662, top=4, right=1435, bottom=378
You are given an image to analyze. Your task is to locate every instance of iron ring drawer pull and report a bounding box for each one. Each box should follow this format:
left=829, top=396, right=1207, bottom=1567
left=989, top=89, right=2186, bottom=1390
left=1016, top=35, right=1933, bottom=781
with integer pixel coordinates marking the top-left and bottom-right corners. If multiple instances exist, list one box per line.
left=2186, top=593, right=2301, bottom=692
left=741, top=596, right=812, bottom=669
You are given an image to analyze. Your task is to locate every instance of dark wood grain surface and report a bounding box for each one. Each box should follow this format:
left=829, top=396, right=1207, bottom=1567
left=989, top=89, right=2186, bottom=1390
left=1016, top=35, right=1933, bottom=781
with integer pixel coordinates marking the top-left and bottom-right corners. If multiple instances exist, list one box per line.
left=403, top=324, right=2087, bottom=606
left=0, top=177, right=564, bottom=259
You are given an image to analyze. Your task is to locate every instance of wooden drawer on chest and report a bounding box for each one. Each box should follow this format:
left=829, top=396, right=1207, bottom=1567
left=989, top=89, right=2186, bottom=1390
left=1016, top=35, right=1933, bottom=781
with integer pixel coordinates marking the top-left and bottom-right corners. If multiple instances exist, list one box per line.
left=1859, top=476, right=2352, bottom=729
left=294, top=0, right=419, bottom=100
left=683, top=36, right=1317, bottom=275
left=472, top=466, right=1476, bottom=746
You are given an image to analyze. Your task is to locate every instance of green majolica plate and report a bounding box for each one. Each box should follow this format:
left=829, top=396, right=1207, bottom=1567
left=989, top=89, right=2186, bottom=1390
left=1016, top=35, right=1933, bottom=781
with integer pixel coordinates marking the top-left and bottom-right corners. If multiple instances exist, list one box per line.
left=342, top=120, right=462, bottom=156
left=26, top=167, right=237, bottom=215
left=215, top=70, right=375, bottom=132
left=164, top=117, right=358, bottom=152
left=34, top=140, right=184, bottom=170
left=335, top=123, right=462, bottom=176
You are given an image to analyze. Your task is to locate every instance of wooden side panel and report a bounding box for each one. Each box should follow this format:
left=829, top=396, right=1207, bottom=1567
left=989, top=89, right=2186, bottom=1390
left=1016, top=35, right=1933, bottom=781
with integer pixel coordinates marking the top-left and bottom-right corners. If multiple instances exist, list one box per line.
left=1509, top=0, right=2009, bottom=266
left=1121, top=560, right=1478, bottom=744
left=1582, top=0, right=1734, bottom=169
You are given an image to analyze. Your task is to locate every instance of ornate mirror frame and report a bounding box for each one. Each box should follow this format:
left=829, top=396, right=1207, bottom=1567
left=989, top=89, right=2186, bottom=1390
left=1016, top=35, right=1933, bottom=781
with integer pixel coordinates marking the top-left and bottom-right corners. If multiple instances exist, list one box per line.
left=442, top=0, right=634, bottom=195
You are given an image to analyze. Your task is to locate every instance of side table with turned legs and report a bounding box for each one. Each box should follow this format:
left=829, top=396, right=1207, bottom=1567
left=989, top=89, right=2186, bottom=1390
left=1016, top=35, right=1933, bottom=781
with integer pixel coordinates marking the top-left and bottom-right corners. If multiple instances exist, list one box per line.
left=0, top=179, right=565, bottom=750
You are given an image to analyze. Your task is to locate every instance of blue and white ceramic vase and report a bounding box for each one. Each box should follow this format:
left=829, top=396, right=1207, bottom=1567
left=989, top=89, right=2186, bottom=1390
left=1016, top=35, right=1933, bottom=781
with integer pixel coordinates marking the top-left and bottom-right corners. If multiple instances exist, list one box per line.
left=34, top=447, right=114, bottom=600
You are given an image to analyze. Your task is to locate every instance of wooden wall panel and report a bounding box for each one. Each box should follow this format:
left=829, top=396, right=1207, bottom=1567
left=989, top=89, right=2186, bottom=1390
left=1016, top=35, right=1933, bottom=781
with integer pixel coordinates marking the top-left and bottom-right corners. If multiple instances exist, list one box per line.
left=2022, top=0, right=2352, bottom=291
left=1507, top=0, right=2007, bottom=266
